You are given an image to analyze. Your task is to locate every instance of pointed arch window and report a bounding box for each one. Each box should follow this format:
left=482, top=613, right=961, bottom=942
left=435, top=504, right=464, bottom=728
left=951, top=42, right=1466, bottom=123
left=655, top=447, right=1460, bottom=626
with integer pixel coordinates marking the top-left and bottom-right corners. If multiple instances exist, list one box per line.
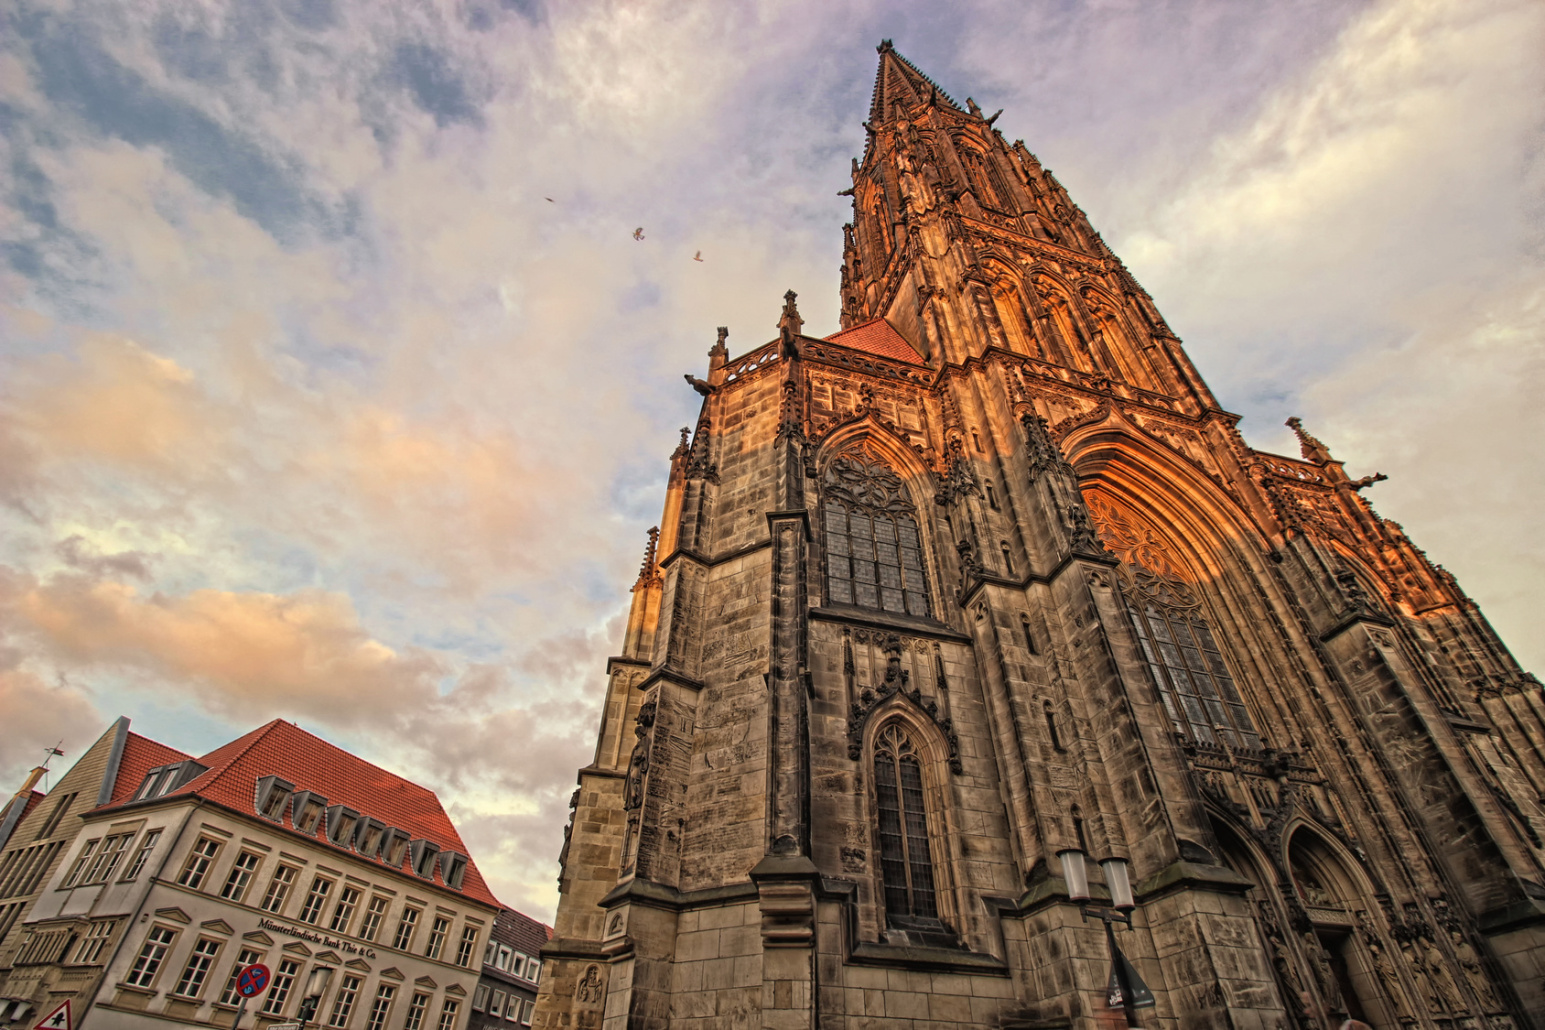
left=1087, top=494, right=1262, bottom=750
left=1128, top=600, right=1260, bottom=749
left=823, top=450, right=931, bottom=617
left=873, top=724, right=939, bottom=927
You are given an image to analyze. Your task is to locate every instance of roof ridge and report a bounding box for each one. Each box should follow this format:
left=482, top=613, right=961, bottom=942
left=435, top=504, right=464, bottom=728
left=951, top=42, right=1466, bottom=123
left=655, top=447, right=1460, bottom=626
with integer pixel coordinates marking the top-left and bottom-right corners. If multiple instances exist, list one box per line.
left=126, top=729, right=193, bottom=761
left=169, top=718, right=288, bottom=799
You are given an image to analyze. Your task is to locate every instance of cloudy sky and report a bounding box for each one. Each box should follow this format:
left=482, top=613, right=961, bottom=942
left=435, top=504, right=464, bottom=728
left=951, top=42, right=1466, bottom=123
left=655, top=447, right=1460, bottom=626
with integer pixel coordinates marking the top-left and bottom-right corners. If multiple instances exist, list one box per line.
left=1, top=0, right=1540, bottom=920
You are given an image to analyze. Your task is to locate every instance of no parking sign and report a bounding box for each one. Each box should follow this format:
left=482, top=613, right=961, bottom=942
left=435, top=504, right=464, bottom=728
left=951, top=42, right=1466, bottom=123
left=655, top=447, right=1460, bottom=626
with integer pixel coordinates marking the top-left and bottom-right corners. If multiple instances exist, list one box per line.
left=236, top=963, right=271, bottom=998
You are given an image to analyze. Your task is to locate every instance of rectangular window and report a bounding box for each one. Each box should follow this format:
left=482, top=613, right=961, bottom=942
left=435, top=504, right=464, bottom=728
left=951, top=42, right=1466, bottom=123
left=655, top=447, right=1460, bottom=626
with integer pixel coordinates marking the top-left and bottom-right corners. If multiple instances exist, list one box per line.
left=472, top=985, right=489, bottom=1011
left=174, top=937, right=223, bottom=998
left=62, top=839, right=101, bottom=888
left=255, top=776, right=295, bottom=823
left=218, top=948, right=264, bottom=1006
left=489, top=990, right=504, bottom=1018
left=178, top=837, right=222, bottom=890
left=425, top=916, right=450, bottom=960
left=70, top=919, right=116, bottom=965
left=392, top=907, right=421, bottom=951
left=359, top=896, right=390, bottom=942
left=519, top=998, right=533, bottom=1026
left=261, top=863, right=298, bottom=913
left=122, top=829, right=162, bottom=880
left=84, top=833, right=134, bottom=884
left=435, top=998, right=459, bottom=1030
left=298, top=876, right=334, bottom=924
left=327, top=973, right=362, bottom=1027
left=380, top=829, right=410, bottom=869
left=221, top=850, right=263, bottom=902
left=292, top=792, right=327, bottom=835
left=403, top=992, right=430, bottom=1030
left=330, top=885, right=362, bottom=934
left=454, top=926, right=478, bottom=968
left=0, top=902, right=23, bottom=940
left=364, top=982, right=396, bottom=1030
left=526, top=960, right=540, bottom=984
left=13, top=841, right=61, bottom=896
left=262, top=958, right=302, bottom=1015
left=124, top=925, right=178, bottom=987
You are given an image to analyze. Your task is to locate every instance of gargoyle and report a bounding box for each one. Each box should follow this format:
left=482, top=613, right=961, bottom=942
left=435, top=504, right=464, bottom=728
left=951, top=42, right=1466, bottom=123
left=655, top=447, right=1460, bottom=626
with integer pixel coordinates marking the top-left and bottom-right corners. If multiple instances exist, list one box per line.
left=1349, top=473, right=1387, bottom=491
left=683, top=374, right=715, bottom=396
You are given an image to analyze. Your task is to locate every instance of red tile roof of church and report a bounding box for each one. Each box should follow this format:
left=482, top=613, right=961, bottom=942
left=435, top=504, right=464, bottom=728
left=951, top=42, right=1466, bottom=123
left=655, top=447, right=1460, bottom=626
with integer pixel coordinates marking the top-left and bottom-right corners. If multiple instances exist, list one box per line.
left=107, top=719, right=499, bottom=907
left=823, top=318, right=925, bottom=365
left=103, top=733, right=192, bottom=808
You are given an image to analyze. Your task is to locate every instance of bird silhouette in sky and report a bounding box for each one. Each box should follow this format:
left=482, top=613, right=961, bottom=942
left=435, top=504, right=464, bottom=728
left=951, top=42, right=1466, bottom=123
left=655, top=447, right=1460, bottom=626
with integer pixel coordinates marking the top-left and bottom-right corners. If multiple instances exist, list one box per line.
left=545, top=197, right=554, bottom=203
left=633, top=227, right=645, bottom=240
left=693, top=251, right=703, bottom=262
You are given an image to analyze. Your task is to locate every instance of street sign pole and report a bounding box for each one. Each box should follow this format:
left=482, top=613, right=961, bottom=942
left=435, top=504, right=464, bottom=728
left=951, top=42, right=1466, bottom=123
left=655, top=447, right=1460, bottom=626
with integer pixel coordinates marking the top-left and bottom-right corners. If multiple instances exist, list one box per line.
left=232, top=995, right=249, bottom=1030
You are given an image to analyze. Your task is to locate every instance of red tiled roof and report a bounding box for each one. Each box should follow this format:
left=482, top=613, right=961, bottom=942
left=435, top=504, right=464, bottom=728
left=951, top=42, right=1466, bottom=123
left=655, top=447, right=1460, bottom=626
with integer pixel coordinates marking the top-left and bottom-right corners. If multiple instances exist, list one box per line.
left=108, top=719, right=498, bottom=908
left=103, top=733, right=193, bottom=808
left=824, top=318, right=924, bottom=365
left=491, top=907, right=553, bottom=957
left=9, top=790, right=46, bottom=824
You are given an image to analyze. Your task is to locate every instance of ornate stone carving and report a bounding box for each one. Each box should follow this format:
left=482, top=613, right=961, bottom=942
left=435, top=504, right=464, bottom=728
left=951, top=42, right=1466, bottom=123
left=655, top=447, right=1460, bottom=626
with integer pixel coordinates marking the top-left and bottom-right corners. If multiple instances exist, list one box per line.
left=846, top=634, right=961, bottom=772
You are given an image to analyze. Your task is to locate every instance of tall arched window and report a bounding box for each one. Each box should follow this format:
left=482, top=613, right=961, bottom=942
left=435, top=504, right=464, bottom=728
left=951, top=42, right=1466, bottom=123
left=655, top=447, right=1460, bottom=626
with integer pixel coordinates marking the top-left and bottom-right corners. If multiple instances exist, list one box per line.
left=823, top=449, right=931, bottom=617
left=873, top=724, right=939, bottom=927
left=1086, top=493, right=1263, bottom=750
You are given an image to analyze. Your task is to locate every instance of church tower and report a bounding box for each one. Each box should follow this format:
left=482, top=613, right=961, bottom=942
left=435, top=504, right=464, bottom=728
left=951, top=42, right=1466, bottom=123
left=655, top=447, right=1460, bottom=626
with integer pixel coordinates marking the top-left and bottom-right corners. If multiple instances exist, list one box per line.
left=536, top=43, right=1542, bottom=1030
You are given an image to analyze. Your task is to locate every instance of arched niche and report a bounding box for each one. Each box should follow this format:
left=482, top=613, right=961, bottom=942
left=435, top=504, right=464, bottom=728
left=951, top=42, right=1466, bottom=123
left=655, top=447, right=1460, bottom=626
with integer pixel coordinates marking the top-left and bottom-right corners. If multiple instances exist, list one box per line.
left=1284, top=826, right=1407, bottom=1028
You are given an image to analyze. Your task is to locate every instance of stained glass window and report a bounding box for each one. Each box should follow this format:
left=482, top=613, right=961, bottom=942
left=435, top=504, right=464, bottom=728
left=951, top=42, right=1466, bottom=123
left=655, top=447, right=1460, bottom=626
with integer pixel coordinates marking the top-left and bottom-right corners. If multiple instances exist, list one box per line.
left=823, top=451, right=930, bottom=617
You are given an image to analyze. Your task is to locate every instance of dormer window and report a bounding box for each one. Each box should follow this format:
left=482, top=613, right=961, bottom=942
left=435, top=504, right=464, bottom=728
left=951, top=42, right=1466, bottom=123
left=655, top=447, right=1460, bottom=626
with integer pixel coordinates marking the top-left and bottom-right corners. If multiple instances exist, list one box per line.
left=134, top=767, right=170, bottom=801
left=325, top=805, right=360, bottom=848
left=379, top=828, right=410, bottom=869
left=255, top=776, right=296, bottom=822
left=136, top=762, right=208, bottom=802
left=408, top=839, right=440, bottom=880
left=290, top=792, right=328, bottom=835
left=438, top=851, right=468, bottom=890
left=353, top=818, right=386, bottom=859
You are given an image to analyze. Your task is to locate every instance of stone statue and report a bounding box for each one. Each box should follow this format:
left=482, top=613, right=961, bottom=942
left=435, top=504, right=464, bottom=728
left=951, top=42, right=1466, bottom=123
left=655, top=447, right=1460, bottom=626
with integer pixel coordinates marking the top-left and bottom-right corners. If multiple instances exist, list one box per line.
left=1448, top=927, right=1502, bottom=1012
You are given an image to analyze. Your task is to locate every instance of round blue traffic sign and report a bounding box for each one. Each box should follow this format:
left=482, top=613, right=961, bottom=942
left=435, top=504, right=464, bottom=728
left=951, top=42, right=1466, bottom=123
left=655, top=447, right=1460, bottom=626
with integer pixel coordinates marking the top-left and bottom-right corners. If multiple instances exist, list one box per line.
left=236, top=964, right=271, bottom=998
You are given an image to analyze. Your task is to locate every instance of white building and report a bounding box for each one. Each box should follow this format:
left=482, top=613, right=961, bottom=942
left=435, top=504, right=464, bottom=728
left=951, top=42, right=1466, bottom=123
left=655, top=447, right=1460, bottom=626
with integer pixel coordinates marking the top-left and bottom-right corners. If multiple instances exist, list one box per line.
left=2, top=719, right=501, bottom=1030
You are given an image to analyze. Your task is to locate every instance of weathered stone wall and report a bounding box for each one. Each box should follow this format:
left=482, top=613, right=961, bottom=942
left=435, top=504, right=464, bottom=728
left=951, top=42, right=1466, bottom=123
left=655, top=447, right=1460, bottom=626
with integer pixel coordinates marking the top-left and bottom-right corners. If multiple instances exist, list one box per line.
left=540, top=43, right=1540, bottom=1030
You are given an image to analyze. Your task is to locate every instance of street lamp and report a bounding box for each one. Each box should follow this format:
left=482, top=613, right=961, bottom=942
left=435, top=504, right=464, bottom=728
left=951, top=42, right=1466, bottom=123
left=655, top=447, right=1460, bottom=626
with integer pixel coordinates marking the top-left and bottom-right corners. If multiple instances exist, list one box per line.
left=296, top=965, right=335, bottom=1028
left=1060, top=849, right=1152, bottom=1027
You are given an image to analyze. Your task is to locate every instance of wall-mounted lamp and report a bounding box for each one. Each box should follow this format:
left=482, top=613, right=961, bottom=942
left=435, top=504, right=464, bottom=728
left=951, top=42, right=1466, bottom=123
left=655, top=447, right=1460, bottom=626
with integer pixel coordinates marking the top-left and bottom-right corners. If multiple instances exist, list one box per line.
left=297, top=965, right=334, bottom=1027
left=1060, top=849, right=1151, bottom=1026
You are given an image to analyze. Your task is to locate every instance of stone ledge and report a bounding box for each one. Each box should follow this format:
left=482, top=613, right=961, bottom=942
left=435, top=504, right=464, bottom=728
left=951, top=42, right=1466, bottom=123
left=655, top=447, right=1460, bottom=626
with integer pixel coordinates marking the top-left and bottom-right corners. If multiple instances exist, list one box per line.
left=809, top=605, right=971, bottom=643
left=539, top=936, right=608, bottom=960
left=597, top=876, right=761, bottom=913
left=1479, top=897, right=1545, bottom=934
left=846, top=940, right=1010, bottom=976
left=1135, top=860, right=1254, bottom=901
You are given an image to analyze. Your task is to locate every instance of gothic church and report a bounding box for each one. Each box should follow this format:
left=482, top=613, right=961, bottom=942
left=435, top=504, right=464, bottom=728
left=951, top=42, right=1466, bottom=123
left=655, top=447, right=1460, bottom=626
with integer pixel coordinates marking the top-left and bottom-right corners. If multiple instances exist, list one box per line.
left=536, top=43, right=1542, bottom=1030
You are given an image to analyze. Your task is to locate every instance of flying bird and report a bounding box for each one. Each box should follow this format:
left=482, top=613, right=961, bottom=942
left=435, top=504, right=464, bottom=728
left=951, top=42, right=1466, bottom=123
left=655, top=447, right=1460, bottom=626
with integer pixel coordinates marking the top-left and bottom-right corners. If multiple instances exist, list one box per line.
left=693, top=251, right=703, bottom=262
left=633, top=227, right=645, bottom=241
left=545, top=197, right=554, bottom=203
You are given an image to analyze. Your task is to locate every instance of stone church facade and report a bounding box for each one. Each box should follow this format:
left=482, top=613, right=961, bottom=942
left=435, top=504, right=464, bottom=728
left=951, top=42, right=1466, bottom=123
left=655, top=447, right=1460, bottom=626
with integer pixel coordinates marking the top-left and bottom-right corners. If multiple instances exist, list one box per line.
left=537, top=43, right=1542, bottom=1030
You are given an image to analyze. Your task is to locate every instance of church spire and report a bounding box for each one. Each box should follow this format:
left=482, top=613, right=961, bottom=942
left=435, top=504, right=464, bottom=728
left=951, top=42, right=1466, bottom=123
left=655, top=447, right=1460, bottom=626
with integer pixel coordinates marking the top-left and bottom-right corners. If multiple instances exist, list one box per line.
left=868, top=40, right=961, bottom=128
left=842, top=45, right=1216, bottom=407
